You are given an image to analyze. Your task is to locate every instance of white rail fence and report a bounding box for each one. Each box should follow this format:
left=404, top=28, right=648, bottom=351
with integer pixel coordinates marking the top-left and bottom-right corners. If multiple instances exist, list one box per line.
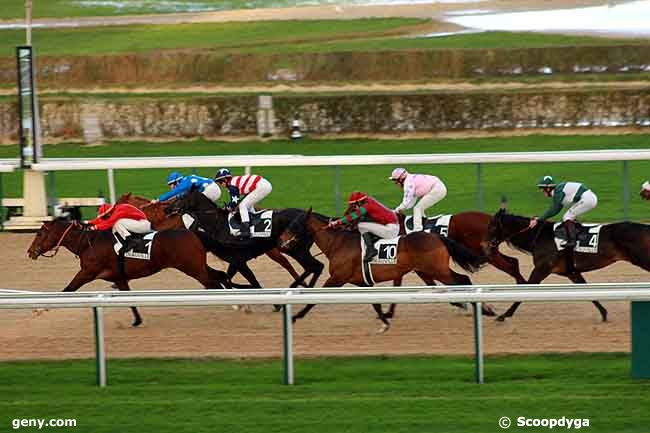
left=2, top=282, right=650, bottom=387
left=0, top=148, right=646, bottom=215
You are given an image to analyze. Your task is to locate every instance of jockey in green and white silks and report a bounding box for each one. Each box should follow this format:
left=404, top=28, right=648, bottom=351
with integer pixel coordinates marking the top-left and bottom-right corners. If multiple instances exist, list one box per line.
left=528, top=175, right=598, bottom=247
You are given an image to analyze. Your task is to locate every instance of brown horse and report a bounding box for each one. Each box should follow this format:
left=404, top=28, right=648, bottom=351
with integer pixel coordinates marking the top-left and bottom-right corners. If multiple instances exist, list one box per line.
left=27, top=220, right=232, bottom=327
left=279, top=210, right=488, bottom=332
left=117, top=193, right=307, bottom=287
left=487, top=209, right=650, bottom=321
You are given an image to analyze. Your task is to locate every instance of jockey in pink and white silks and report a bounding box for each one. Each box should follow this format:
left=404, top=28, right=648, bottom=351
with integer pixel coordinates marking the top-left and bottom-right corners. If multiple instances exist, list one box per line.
left=389, top=168, right=447, bottom=232
left=214, top=168, right=273, bottom=238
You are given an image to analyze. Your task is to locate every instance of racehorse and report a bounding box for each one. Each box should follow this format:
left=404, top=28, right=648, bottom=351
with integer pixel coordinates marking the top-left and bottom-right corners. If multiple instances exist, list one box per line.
left=487, top=209, right=650, bottom=321
left=117, top=192, right=309, bottom=289
left=28, top=219, right=233, bottom=327
left=166, top=189, right=324, bottom=291
left=279, top=210, right=490, bottom=332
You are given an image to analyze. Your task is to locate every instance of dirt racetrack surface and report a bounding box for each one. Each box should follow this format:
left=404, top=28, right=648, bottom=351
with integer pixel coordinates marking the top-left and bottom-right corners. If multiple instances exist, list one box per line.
left=0, top=232, right=641, bottom=361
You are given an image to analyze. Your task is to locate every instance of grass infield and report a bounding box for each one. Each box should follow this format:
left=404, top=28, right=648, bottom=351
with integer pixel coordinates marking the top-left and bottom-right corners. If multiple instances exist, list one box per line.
left=0, top=353, right=648, bottom=433
left=1, top=134, right=649, bottom=222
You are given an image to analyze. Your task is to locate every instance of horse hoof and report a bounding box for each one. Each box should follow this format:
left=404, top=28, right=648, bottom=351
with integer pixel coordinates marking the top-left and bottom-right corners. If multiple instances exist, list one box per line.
left=272, top=305, right=282, bottom=313
left=32, top=308, right=48, bottom=317
left=232, top=305, right=240, bottom=311
left=496, top=315, right=507, bottom=322
left=482, top=304, right=497, bottom=317
left=291, top=316, right=298, bottom=323
left=132, top=318, right=143, bottom=327
left=377, top=324, right=390, bottom=334
left=244, top=306, right=252, bottom=314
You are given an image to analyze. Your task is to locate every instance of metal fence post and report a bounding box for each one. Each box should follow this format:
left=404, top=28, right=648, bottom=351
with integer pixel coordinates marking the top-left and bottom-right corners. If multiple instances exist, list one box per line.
left=472, top=302, right=484, bottom=384
left=334, top=165, right=341, bottom=216
left=282, top=303, right=294, bottom=385
left=93, top=307, right=107, bottom=387
left=107, top=168, right=116, bottom=204
left=623, top=161, right=630, bottom=221
left=476, top=163, right=484, bottom=212
left=245, top=166, right=252, bottom=176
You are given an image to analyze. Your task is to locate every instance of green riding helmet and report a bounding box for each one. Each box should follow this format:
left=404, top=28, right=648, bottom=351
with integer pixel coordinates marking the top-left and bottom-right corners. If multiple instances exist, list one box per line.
left=537, top=175, right=557, bottom=188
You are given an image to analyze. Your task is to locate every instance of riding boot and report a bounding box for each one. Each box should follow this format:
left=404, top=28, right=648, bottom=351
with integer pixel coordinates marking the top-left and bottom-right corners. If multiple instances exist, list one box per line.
left=563, top=220, right=577, bottom=249
left=240, top=221, right=251, bottom=239
left=362, top=232, right=379, bottom=262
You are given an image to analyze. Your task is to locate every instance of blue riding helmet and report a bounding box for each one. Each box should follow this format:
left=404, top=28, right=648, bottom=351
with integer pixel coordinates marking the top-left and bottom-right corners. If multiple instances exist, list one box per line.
left=167, top=171, right=184, bottom=185
left=214, top=168, right=232, bottom=182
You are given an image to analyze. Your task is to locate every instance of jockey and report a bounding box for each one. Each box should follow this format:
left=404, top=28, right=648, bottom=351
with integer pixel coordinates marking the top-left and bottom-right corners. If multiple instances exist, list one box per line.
left=150, top=171, right=221, bottom=204
left=389, top=168, right=447, bottom=232
left=529, top=175, right=598, bottom=248
left=214, top=168, right=273, bottom=238
left=641, top=181, right=650, bottom=200
left=88, top=203, right=152, bottom=254
left=327, top=192, right=399, bottom=262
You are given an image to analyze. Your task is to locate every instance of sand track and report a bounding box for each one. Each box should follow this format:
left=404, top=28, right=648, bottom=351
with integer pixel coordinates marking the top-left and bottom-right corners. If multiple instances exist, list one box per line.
left=0, top=232, right=640, bottom=361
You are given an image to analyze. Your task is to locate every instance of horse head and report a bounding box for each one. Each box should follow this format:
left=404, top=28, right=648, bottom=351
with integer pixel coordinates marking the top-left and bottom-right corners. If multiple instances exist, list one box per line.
left=27, top=219, right=81, bottom=260
left=485, top=208, right=509, bottom=253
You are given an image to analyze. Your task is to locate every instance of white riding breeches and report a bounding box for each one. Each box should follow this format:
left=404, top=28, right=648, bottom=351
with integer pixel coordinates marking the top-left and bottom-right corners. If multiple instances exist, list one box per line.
left=202, top=182, right=221, bottom=202
left=358, top=222, right=400, bottom=239
left=112, top=219, right=152, bottom=239
left=413, top=182, right=447, bottom=231
left=238, top=178, right=272, bottom=223
left=563, top=190, right=597, bottom=222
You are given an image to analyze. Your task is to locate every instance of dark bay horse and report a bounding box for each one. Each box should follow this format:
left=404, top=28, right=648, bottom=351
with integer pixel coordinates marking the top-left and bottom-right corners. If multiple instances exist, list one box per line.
left=487, top=209, right=650, bottom=321
left=28, top=220, right=232, bottom=327
left=167, top=189, right=324, bottom=291
left=117, top=192, right=308, bottom=288
left=279, top=210, right=490, bottom=332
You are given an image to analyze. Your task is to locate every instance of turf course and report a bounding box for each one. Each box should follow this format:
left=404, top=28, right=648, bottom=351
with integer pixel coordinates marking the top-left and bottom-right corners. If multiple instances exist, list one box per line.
left=0, top=134, right=648, bottom=222
left=0, top=353, right=648, bottom=433
left=0, top=23, right=638, bottom=58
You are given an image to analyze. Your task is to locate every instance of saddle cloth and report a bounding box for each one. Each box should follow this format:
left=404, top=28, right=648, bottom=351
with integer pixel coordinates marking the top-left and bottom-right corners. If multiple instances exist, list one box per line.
left=553, top=223, right=601, bottom=254
left=113, top=232, right=156, bottom=260
left=228, top=209, right=273, bottom=238
left=360, top=236, right=401, bottom=286
left=404, top=214, right=452, bottom=236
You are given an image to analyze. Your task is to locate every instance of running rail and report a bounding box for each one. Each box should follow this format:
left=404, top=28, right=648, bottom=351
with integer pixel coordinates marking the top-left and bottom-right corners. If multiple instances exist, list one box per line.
left=28, top=149, right=650, bottom=170
left=2, top=282, right=650, bottom=387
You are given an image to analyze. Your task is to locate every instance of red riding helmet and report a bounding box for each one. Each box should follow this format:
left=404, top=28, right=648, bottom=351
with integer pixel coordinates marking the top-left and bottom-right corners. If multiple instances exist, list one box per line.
left=96, top=203, right=113, bottom=217
left=348, top=191, right=368, bottom=204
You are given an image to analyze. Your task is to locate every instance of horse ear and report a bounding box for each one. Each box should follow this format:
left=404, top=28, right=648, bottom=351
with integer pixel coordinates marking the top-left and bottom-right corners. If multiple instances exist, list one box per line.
left=306, top=207, right=312, bottom=217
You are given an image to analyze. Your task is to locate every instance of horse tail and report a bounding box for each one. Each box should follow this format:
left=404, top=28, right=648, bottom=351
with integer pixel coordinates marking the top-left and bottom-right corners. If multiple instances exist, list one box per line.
left=439, top=236, right=487, bottom=273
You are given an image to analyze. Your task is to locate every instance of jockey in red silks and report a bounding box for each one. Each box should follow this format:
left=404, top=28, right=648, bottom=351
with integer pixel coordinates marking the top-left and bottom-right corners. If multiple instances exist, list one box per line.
left=88, top=203, right=152, bottom=254
left=327, top=191, right=399, bottom=261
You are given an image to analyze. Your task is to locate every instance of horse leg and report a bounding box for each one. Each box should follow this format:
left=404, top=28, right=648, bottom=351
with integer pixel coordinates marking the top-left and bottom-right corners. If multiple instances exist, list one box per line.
left=236, top=262, right=266, bottom=313
left=497, top=265, right=552, bottom=322
left=293, top=276, right=340, bottom=323
left=265, top=248, right=307, bottom=288
left=288, top=250, right=324, bottom=288
left=372, top=303, right=391, bottom=334
left=489, top=251, right=528, bottom=284
left=32, top=269, right=98, bottom=317
left=568, top=272, right=607, bottom=322
left=114, top=280, right=143, bottom=327
left=381, top=276, right=402, bottom=320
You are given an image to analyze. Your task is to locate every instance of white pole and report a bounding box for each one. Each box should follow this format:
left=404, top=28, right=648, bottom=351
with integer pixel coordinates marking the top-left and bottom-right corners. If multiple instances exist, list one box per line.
left=25, top=0, right=32, bottom=45
left=473, top=302, right=484, bottom=384
left=107, top=168, right=116, bottom=204
left=93, top=307, right=107, bottom=387
left=245, top=166, right=252, bottom=176
left=283, top=304, right=294, bottom=385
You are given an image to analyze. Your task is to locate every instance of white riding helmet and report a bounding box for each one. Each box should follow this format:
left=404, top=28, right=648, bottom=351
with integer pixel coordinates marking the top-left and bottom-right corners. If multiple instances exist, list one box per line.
left=389, top=167, right=408, bottom=181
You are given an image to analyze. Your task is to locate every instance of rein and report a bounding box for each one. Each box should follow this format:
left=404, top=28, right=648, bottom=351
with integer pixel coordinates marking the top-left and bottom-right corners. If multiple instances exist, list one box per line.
left=40, top=222, right=77, bottom=258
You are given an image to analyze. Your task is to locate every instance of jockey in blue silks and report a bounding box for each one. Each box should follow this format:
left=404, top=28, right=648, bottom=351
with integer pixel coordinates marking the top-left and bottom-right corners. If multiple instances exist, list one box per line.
left=150, top=171, right=222, bottom=204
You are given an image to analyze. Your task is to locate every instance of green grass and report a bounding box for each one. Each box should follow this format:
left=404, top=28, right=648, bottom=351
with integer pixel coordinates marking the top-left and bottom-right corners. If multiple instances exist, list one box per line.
left=0, top=22, right=643, bottom=59
left=0, top=354, right=648, bottom=433
left=0, top=19, right=425, bottom=58
left=1, top=134, right=649, bottom=222
left=1, top=0, right=408, bottom=19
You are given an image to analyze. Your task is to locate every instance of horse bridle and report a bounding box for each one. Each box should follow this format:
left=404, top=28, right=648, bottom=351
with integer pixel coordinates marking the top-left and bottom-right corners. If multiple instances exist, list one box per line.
left=488, top=215, right=533, bottom=251
left=39, top=222, right=77, bottom=258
